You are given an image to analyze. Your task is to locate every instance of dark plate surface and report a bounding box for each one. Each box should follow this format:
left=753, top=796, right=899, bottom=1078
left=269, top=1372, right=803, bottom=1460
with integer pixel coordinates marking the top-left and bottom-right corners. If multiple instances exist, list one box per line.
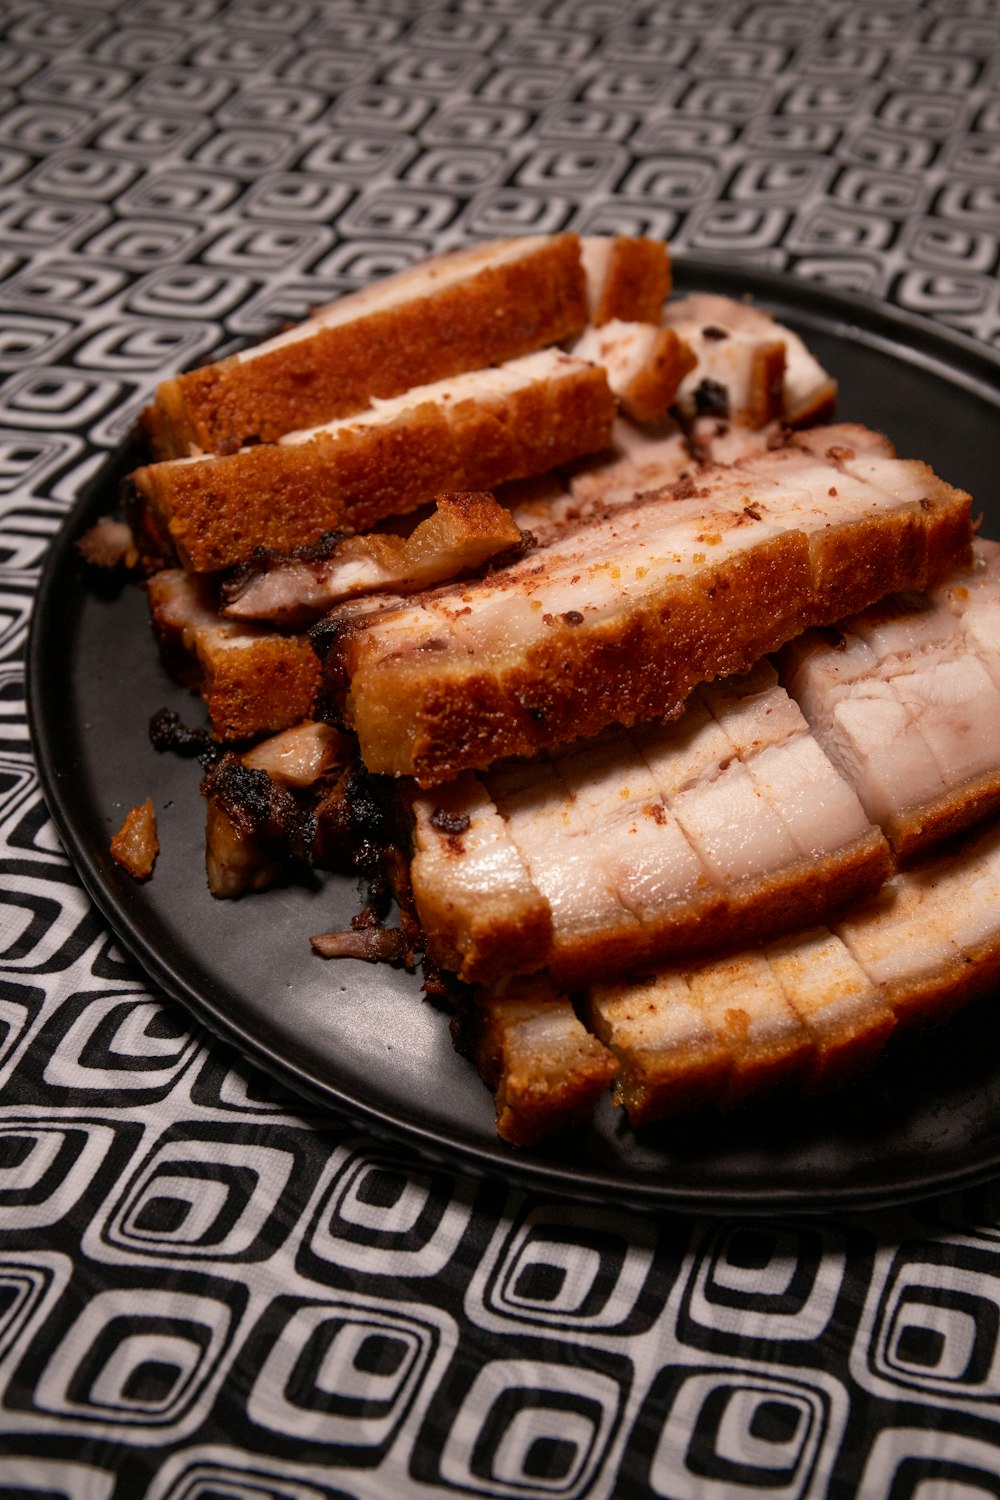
left=27, top=260, right=1000, bottom=1213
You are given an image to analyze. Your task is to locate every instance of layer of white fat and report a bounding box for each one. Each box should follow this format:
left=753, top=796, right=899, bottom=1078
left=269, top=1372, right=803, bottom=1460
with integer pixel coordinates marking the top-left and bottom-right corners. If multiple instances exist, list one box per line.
left=748, top=735, right=874, bottom=859
left=487, top=758, right=639, bottom=941
left=356, top=439, right=948, bottom=671
left=669, top=322, right=778, bottom=417
left=568, top=421, right=693, bottom=514
left=764, top=927, right=881, bottom=1037
left=664, top=292, right=831, bottom=418
left=411, top=777, right=540, bottom=910
left=279, top=348, right=589, bottom=446
left=748, top=456, right=911, bottom=531
left=590, top=972, right=717, bottom=1055
left=890, top=649, right=1000, bottom=789
left=836, top=454, right=937, bottom=504
left=700, top=662, right=874, bottom=858
left=233, top=236, right=533, bottom=364
left=633, top=694, right=801, bottom=881
left=570, top=320, right=663, bottom=399
left=149, top=569, right=272, bottom=651
left=506, top=1004, right=592, bottom=1055
left=938, top=543, right=1000, bottom=662
left=241, top=722, right=340, bottom=787
left=684, top=950, right=804, bottom=1050
left=549, top=732, right=707, bottom=920
left=804, top=677, right=948, bottom=825
left=671, top=758, right=801, bottom=883
left=579, top=236, right=612, bottom=314
left=835, top=868, right=964, bottom=988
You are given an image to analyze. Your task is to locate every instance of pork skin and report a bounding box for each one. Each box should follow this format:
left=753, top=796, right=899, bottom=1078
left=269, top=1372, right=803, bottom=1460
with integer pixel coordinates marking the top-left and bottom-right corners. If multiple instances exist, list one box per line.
left=142, top=234, right=591, bottom=457
left=131, top=352, right=615, bottom=574
left=328, top=428, right=973, bottom=784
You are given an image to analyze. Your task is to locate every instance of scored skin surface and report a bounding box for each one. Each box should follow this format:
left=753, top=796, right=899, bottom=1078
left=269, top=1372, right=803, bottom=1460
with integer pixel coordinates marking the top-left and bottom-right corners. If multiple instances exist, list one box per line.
left=585, top=816, right=1000, bottom=1131
left=332, top=433, right=973, bottom=785
left=409, top=662, right=891, bottom=989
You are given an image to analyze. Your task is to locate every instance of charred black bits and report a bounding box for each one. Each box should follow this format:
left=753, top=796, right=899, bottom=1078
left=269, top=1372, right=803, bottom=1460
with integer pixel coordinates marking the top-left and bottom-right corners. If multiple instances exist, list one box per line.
left=817, top=625, right=848, bottom=651
left=694, top=378, right=730, bottom=419
left=561, top=609, right=584, bottom=625
left=149, top=707, right=214, bottom=760
left=702, top=324, right=730, bottom=340
left=430, top=808, right=471, bottom=835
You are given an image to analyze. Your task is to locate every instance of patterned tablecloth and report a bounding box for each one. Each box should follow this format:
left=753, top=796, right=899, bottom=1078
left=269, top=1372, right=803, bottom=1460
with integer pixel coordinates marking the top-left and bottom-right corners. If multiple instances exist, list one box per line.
left=4, top=1, right=1000, bottom=1494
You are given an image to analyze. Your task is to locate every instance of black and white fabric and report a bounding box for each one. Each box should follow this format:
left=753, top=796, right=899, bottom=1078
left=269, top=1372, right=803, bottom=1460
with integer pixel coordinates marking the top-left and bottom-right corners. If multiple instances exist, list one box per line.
left=3, top=0, right=1000, bottom=1494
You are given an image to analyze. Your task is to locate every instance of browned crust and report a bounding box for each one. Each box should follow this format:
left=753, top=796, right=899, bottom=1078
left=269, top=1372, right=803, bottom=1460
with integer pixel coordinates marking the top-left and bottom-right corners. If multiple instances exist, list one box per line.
left=147, top=573, right=320, bottom=741
left=590, top=237, right=672, bottom=325
left=110, top=798, right=159, bottom=881
left=786, top=376, right=838, bottom=428
left=198, top=635, right=321, bottom=741
left=583, top=982, right=732, bottom=1125
left=133, top=363, right=615, bottom=573
left=142, top=234, right=589, bottom=456
left=337, top=466, right=973, bottom=785
left=407, top=782, right=554, bottom=984
left=744, top=340, right=787, bottom=427
left=617, top=327, right=697, bottom=425
left=545, top=829, right=891, bottom=988
left=474, top=984, right=618, bottom=1145
left=889, top=769, right=1000, bottom=861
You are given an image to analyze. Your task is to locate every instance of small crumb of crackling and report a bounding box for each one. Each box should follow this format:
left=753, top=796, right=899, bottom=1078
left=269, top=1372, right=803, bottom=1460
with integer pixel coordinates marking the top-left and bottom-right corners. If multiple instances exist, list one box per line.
left=110, top=798, right=159, bottom=880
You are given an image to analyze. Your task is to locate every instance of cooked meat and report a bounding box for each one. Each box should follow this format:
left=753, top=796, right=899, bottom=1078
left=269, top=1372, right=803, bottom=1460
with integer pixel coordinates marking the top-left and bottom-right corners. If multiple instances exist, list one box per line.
left=581, top=235, right=672, bottom=325
left=110, top=798, right=159, bottom=880
left=77, top=516, right=138, bottom=570
left=665, top=322, right=786, bottom=429
left=223, top=492, right=526, bottom=626
left=326, top=427, right=972, bottom=783
left=664, top=292, right=838, bottom=426
left=780, top=542, right=1000, bottom=855
left=470, top=978, right=619, bottom=1145
left=146, top=570, right=320, bottom=740
left=141, top=233, right=591, bottom=456
left=569, top=320, right=696, bottom=423
left=587, top=813, right=1000, bottom=1128
left=130, top=351, right=615, bottom=573
left=409, top=662, right=889, bottom=986
left=241, top=720, right=346, bottom=785
left=310, top=927, right=410, bottom=963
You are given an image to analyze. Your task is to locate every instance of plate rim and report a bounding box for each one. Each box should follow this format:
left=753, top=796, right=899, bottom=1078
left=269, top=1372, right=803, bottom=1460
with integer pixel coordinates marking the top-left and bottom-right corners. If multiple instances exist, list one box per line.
left=25, top=257, right=1000, bottom=1213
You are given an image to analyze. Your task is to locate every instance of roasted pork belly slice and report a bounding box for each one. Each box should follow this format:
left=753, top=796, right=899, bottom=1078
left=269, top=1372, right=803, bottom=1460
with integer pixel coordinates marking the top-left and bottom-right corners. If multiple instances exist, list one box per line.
left=409, top=666, right=889, bottom=987
left=569, top=320, right=696, bottom=423
left=664, top=292, right=838, bottom=426
left=141, top=233, right=590, bottom=456
left=780, top=544, right=1000, bottom=854
left=223, top=492, right=525, bottom=626
left=587, top=931, right=891, bottom=1127
left=587, top=816, right=1000, bottom=1130
left=409, top=777, right=553, bottom=982
left=581, top=235, right=671, bottom=325
left=131, top=351, right=615, bottom=574
left=833, top=818, right=1000, bottom=1024
left=146, top=570, right=320, bottom=741
left=666, top=321, right=786, bottom=429
left=472, top=979, right=619, bottom=1146
left=330, top=428, right=972, bottom=783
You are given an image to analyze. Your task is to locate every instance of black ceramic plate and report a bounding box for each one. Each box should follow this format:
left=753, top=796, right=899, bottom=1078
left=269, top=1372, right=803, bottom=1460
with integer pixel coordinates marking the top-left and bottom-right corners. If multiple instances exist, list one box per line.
left=27, top=261, right=1000, bottom=1213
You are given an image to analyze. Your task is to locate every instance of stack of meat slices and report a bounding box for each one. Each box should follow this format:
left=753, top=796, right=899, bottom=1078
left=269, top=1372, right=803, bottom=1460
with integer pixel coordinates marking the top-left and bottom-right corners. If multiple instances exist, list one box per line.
left=127, top=233, right=1000, bottom=1147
